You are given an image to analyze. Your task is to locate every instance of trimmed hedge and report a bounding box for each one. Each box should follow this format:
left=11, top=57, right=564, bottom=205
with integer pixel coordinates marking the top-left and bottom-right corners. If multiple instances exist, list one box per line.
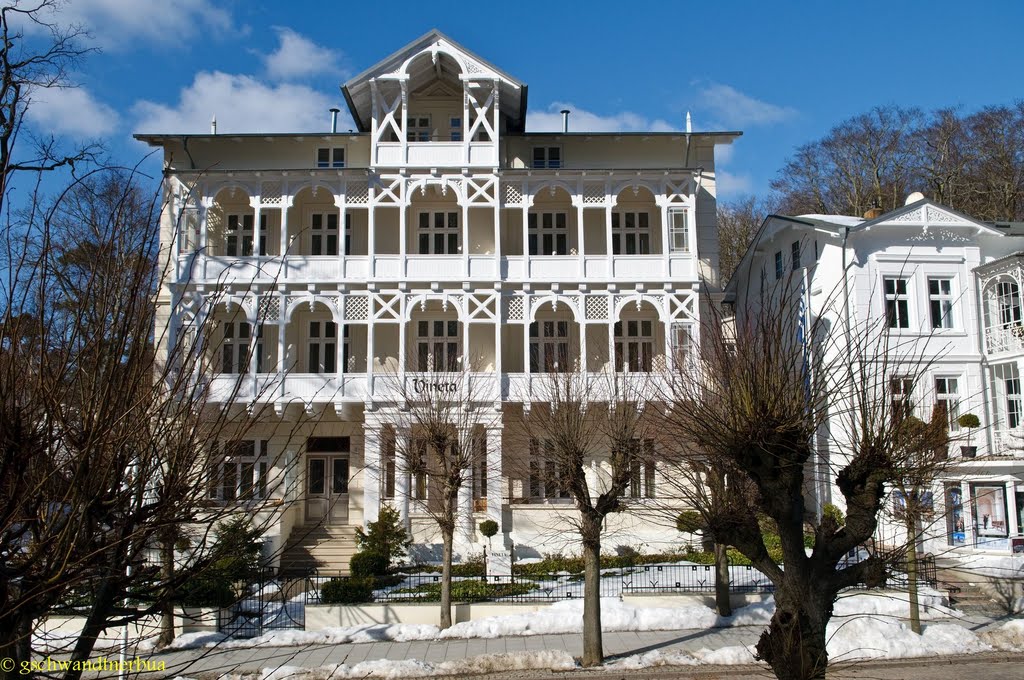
left=350, top=551, right=389, bottom=578
left=321, top=577, right=375, bottom=604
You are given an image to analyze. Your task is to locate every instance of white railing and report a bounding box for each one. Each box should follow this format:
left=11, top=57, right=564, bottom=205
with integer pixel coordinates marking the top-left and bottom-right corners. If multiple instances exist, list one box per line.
left=984, top=325, right=1024, bottom=355
left=181, top=252, right=698, bottom=284
left=373, top=141, right=498, bottom=167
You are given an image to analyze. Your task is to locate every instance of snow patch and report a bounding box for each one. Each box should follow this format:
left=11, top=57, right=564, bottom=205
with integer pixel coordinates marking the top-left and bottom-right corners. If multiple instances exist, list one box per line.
left=980, top=619, right=1024, bottom=651
left=827, top=617, right=989, bottom=661
left=259, top=650, right=576, bottom=679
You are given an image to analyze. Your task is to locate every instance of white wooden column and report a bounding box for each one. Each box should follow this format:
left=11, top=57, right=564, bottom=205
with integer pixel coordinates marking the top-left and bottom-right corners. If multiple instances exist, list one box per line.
left=521, top=189, right=530, bottom=274
left=659, top=196, right=670, bottom=279
left=486, top=425, right=503, bottom=528
left=605, top=190, right=614, bottom=275
left=395, top=425, right=411, bottom=530
left=575, top=191, right=585, bottom=280
left=457, top=426, right=475, bottom=544
left=277, top=302, right=287, bottom=402
left=363, top=420, right=382, bottom=527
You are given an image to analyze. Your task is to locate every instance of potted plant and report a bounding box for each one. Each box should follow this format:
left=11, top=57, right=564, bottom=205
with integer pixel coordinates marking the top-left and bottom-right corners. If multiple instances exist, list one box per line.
left=957, top=413, right=980, bottom=458
left=479, top=519, right=499, bottom=573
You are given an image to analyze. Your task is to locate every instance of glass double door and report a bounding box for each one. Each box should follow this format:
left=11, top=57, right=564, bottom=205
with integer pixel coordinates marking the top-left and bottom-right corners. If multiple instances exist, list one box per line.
left=305, top=456, right=349, bottom=525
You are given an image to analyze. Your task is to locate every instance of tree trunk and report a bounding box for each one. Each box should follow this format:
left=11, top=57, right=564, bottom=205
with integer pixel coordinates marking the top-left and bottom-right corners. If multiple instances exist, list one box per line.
left=906, top=515, right=921, bottom=634
left=580, top=515, right=603, bottom=667
left=755, top=582, right=831, bottom=680
left=157, top=533, right=176, bottom=647
left=440, top=528, right=453, bottom=630
left=64, top=575, right=118, bottom=680
left=0, top=615, right=34, bottom=680
left=714, top=543, right=732, bottom=617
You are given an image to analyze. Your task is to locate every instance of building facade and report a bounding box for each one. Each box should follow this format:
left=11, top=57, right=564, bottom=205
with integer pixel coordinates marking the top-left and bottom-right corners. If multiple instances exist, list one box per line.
left=725, top=198, right=1024, bottom=564
left=138, top=31, right=737, bottom=570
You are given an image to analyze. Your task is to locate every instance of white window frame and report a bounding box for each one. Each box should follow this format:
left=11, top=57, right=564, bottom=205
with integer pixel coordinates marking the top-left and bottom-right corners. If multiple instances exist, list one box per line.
left=668, top=207, right=690, bottom=253
left=884, top=276, right=911, bottom=329
left=934, top=376, right=961, bottom=432
left=221, top=321, right=262, bottom=374
left=670, top=322, right=694, bottom=366
left=417, top=211, right=460, bottom=254
left=209, top=440, right=270, bottom=502
left=528, top=212, right=568, bottom=256
left=417, top=319, right=460, bottom=372
left=531, top=146, right=562, bottom=169
left=615, top=319, right=655, bottom=372
left=928, top=277, right=955, bottom=329
left=407, top=115, right=431, bottom=142
left=308, top=211, right=339, bottom=256
left=307, top=320, right=338, bottom=374
left=791, top=241, right=801, bottom=271
left=530, top=319, right=570, bottom=373
left=226, top=213, right=267, bottom=256
left=774, top=251, right=783, bottom=280
left=449, top=117, right=462, bottom=142
left=612, top=211, right=651, bottom=255
left=998, top=280, right=1022, bottom=327
left=528, top=438, right=570, bottom=500
left=890, top=376, right=914, bottom=421
left=316, top=147, right=345, bottom=169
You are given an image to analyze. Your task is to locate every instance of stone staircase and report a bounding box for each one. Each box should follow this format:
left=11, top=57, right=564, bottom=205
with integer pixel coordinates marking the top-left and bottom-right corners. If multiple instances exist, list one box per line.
left=943, top=581, right=1007, bottom=616
left=280, top=524, right=358, bottom=575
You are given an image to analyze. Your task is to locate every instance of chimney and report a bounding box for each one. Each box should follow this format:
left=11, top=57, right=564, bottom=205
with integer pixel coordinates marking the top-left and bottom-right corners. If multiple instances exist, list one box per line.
left=330, top=107, right=340, bottom=134
left=560, top=109, right=570, bottom=133
left=863, top=207, right=884, bottom=219
left=211, top=115, right=217, bottom=135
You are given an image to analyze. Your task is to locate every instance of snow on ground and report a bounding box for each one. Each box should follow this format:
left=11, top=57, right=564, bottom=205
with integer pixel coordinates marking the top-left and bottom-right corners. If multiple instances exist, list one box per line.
left=981, top=619, right=1024, bottom=651
left=258, top=650, right=577, bottom=679
left=161, top=590, right=974, bottom=652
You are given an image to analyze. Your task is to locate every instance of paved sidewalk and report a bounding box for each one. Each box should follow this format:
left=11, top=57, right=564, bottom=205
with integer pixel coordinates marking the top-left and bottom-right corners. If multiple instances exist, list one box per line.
left=151, top=626, right=762, bottom=678
left=142, top=612, right=1015, bottom=678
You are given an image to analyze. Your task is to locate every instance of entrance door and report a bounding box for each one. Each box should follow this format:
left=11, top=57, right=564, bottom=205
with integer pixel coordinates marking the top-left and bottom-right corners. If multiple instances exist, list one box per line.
left=305, top=456, right=349, bottom=525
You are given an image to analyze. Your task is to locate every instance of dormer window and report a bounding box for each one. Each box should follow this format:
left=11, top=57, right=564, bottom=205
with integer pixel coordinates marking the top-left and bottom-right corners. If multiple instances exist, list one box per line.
left=316, top=147, right=344, bottom=168
left=532, top=146, right=561, bottom=169
left=408, top=115, right=431, bottom=142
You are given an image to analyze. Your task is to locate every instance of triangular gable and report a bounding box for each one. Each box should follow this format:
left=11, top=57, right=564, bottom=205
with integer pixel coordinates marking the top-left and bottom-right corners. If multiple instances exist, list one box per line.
left=342, top=30, right=527, bottom=132
left=854, top=198, right=1004, bottom=236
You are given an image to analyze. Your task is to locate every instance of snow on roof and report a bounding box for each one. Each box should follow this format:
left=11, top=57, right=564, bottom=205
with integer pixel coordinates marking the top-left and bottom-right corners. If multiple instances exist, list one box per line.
left=796, top=214, right=865, bottom=227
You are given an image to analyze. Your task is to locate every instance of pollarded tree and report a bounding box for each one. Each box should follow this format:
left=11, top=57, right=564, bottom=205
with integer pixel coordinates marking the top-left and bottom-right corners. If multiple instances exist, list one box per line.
left=384, top=360, right=501, bottom=630
left=661, top=280, right=942, bottom=680
left=516, top=368, right=652, bottom=667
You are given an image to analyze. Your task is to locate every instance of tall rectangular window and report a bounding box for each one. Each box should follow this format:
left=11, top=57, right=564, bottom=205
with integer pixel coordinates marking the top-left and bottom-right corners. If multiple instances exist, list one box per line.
left=308, top=321, right=337, bottom=373
left=929, top=278, right=954, bottom=329
left=1008, top=377, right=1022, bottom=429
left=670, top=323, right=694, bottom=365
left=668, top=208, right=689, bottom=253
left=528, top=212, right=568, bottom=255
left=310, top=213, right=339, bottom=255
left=418, top=212, right=459, bottom=254
left=884, top=277, right=910, bottom=329
left=528, top=438, right=569, bottom=500
left=615, top=320, right=654, bottom=372
left=935, top=377, right=960, bottom=432
left=209, top=440, right=269, bottom=502
left=612, top=212, right=650, bottom=255
left=449, top=117, right=462, bottom=142
left=417, top=320, right=459, bottom=371
left=407, top=116, right=431, bottom=142
left=626, top=439, right=656, bottom=499
left=221, top=322, right=262, bottom=374
left=226, top=214, right=265, bottom=256
left=529, top=320, right=570, bottom=372
left=774, top=251, right=783, bottom=280
left=791, top=241, right=801, bottom=271
left=998, top=281, right=1021, bottom=326
left=532, top=146, right=561, bottom=169
left=890, top=376, right=913, bottom=422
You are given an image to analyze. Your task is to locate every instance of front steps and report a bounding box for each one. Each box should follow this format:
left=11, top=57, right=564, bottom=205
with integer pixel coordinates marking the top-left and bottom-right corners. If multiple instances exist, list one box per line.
left=280, top=524, right=358, bottom=575
left=943, top=581, right=1010, bottom=616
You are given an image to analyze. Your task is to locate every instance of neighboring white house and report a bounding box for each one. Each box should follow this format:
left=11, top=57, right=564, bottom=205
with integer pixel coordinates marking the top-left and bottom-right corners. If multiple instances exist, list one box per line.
left=725, top=197, right=1024, bottom=562
left=136, top=30, right=738, bottom=571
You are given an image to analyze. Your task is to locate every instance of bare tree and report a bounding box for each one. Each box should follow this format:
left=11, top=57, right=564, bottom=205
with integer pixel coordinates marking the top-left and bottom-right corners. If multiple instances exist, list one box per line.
left=0, top=1, right=101, bottom=216
left=718, top=195, right=777, bottom=286
left=384, top=362, right=500, bottom=630
left=515, top=369, right=650, bottom=666
left=661, top=280, right=943, bottom=680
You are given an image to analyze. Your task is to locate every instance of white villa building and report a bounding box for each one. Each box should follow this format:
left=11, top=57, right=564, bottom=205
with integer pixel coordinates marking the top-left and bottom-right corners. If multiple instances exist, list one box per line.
left=725, top=198, right=1024, bottom=563
left=138, top=31, right=737, bottom=571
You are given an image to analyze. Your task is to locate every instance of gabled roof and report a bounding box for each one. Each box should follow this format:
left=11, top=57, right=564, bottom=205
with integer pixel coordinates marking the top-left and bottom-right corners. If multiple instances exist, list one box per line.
left=341, top=29, right=528, bottom=133
left=851, top=198, right=1004, bottom=236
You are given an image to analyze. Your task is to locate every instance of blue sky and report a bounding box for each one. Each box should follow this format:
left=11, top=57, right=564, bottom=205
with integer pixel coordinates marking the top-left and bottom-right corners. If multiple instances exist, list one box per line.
left=19, top=0, right=1024, bottom=203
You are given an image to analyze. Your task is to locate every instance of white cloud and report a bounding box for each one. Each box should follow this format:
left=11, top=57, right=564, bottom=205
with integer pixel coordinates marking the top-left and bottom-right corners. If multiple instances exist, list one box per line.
left=32, top=0, right=233, bottom=48
left=263, top=27, right=344, bottom=81
left=27, top=85, right=119, bottom=137
left=527, top=103, right=677, bottom=133
left=716, top=169, right=754, bottom=197
left=696, top=83, right=797, bottom=128
left=132, top=71, right=351, bottom=135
